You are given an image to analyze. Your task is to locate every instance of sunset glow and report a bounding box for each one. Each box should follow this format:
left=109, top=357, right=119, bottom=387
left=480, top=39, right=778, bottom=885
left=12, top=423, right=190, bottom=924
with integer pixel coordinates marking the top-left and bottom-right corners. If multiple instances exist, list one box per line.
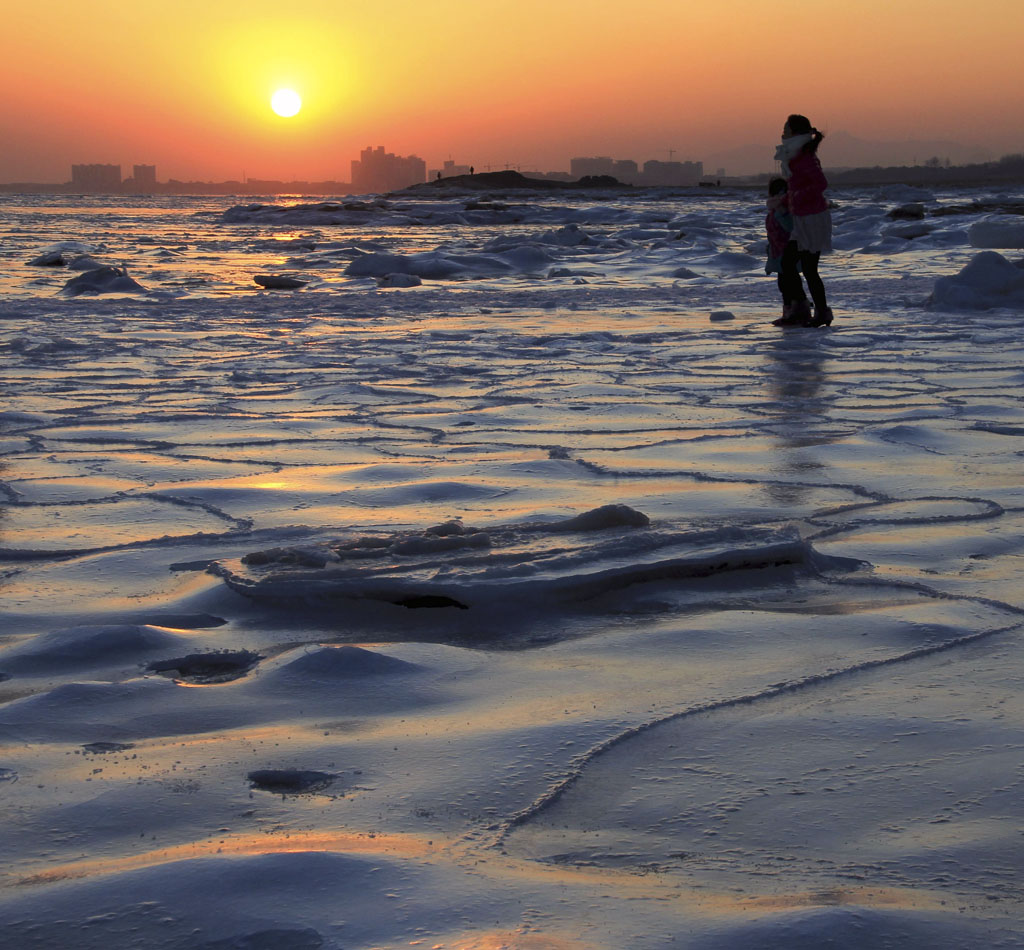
left=2, top=0, right=1023, bottom=181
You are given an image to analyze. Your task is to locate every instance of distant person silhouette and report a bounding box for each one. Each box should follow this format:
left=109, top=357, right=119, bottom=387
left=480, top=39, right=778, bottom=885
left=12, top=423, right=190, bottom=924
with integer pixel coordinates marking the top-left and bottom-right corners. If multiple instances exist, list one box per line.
left=470, top=166, right=474, bottom=175
left=772, top=114, right=833, bottom=327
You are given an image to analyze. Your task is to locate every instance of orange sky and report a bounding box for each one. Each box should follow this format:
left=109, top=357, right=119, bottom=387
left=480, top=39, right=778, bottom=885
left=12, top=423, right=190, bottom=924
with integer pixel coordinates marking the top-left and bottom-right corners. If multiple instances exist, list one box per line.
left=2, top=0, right=1022, bottom=182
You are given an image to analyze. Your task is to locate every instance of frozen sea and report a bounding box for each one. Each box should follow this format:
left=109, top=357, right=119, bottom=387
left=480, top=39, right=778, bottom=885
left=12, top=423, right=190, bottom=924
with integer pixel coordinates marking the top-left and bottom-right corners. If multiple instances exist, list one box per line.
left=2, top=183, right=1024, bottom=949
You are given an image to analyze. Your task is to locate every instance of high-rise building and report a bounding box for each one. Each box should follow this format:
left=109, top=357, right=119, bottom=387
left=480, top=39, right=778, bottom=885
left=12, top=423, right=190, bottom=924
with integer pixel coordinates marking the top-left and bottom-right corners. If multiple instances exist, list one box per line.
left=70, top=164, right=122, bottom=192
left=350, top=146, right=426, bottom=194
left=641, top=159, right=703, bottom=186
left=570, top=156, right=616, bottom=179
left=612, top=159, right=639, bottom=182
left=132, top=164, right=157, bottom=190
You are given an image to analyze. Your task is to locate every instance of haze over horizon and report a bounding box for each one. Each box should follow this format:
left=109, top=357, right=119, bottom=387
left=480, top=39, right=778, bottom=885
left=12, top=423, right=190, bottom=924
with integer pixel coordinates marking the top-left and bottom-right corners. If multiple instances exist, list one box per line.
left=3, top=0, right=1021, bottom=183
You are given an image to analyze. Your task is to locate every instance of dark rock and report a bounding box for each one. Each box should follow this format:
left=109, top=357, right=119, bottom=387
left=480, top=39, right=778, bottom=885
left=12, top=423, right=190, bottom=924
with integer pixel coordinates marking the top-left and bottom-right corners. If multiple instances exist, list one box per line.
left=888, top=203, right=926, bottom=220
left=253, top=274, right=307, bottom=289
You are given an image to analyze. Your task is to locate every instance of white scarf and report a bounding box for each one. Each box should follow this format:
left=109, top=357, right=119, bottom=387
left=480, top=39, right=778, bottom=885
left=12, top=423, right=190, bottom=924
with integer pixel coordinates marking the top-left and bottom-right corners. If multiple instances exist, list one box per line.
left=774, top=133, right=813, bottom=176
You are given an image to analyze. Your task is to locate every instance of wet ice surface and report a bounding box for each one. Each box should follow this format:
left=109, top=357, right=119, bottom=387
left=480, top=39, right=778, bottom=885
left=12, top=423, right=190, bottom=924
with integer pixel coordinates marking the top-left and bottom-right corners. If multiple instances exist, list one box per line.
left=1, top=186, right=1024, bottom=948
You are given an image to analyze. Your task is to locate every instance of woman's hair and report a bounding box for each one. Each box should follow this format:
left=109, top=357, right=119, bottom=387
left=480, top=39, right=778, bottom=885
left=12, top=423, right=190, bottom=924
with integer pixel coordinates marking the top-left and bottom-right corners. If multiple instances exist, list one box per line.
left=768, top=177, right=788, bottom=196
left=787, top=113, right=825, bottom=154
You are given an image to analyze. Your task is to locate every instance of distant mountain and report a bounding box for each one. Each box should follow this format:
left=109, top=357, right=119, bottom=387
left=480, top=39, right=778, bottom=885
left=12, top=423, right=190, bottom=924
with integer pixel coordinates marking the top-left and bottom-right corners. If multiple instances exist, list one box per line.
left=705, top=132, right=994, bottom=177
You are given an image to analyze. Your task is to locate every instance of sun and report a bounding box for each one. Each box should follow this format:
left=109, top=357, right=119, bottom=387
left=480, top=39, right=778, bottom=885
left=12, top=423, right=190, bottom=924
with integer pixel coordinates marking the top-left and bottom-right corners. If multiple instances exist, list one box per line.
left=270, top=88, right=302, bottom=118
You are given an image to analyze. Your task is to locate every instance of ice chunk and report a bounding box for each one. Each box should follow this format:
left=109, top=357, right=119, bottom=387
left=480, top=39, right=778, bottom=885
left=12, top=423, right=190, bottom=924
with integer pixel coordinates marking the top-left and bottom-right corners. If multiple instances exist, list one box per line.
left=548, top=504, right=650, bottom=532
left=927, top=251, right=1024, bottom=310
left=28, top=250, right=68, bottom=267
left=969, top=216, right=1024, bottom=249
left=59, top=265, right=146, bottom=296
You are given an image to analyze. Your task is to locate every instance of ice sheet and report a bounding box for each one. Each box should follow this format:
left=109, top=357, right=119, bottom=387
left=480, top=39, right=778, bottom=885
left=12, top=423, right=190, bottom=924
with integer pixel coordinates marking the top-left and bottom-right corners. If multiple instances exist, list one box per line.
left=2, top=187, right=1024, bottom=948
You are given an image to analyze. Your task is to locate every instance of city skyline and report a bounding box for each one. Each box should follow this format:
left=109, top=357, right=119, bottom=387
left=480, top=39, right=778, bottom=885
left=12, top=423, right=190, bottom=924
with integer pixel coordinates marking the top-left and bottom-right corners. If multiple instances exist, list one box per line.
left=12, top=148, right=711, bottom=190
left=2, top=127, right=1010, bottom=193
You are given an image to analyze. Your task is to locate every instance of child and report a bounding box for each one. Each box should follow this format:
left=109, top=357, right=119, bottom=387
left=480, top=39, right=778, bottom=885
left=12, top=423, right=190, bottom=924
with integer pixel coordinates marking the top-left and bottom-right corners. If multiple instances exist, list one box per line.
left=765, top=177, right=795, bottom=321
left=772, top=113, right=833, bottom=327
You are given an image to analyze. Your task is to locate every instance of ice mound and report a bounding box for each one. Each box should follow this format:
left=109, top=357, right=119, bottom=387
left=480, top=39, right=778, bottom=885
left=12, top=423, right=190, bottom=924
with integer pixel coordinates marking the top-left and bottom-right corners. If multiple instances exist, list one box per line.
left=211, top=508, right=860, bottom=614
left=58, top=265, right=146, bottom=296
left=927, top=250, right=1024, bottom=310
left=269, top=645, right=420, bottom=680
left=547, top=503, right=649, bottom=532
left=0, top=624, right=186, bottom=674
left=969, top=215, right=1024, bottom=248
left=0, top=678, right=176, bottom=738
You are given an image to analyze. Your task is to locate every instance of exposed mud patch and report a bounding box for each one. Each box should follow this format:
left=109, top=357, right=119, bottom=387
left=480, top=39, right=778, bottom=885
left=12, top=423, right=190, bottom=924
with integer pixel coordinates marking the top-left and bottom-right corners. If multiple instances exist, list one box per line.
left=82, top=741, right=136, bottom=754
left=147, top=650, right=262, bottom=684
left=247, top=769, right=337, bottom=795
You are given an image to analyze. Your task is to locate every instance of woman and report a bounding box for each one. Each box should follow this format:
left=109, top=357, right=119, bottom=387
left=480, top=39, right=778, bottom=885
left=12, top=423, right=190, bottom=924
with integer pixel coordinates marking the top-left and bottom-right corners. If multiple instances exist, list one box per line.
left=773, top=114, right=833, bottom=327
